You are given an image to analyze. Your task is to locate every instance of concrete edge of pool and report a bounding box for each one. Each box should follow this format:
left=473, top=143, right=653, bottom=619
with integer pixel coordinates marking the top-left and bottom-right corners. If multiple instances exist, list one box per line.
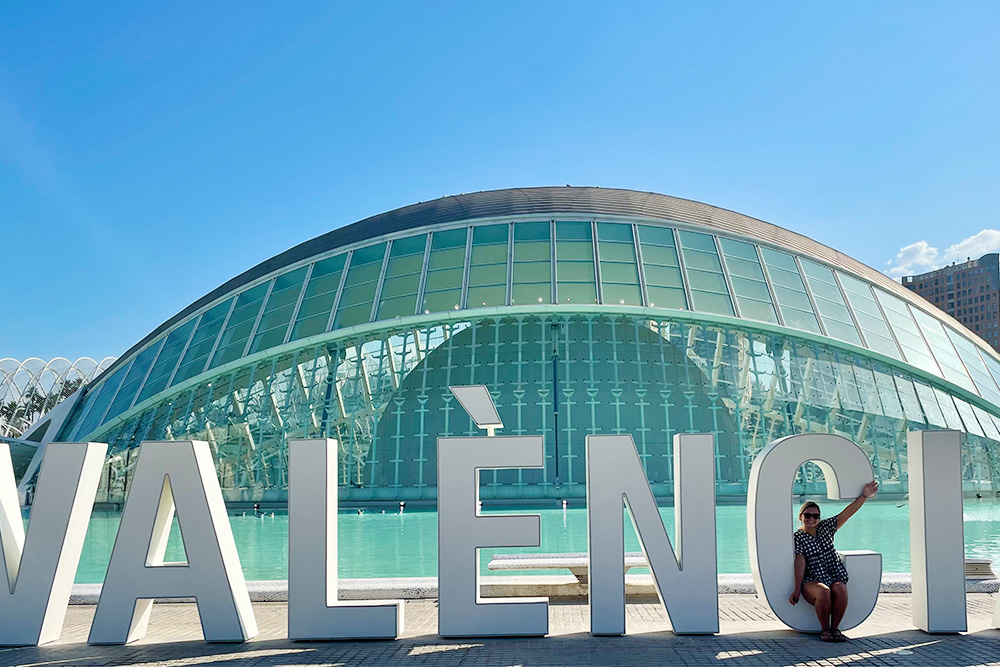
left=67, top=574, right=1000, bottom=604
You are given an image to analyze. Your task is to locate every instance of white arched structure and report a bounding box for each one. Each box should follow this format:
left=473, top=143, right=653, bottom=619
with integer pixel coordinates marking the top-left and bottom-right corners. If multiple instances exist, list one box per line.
left=0, top=357, right=115, bottom=439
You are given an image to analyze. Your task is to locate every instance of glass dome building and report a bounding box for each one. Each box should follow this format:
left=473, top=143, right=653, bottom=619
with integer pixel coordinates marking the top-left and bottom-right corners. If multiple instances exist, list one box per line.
left=34, top=187, right=1000, bottom=502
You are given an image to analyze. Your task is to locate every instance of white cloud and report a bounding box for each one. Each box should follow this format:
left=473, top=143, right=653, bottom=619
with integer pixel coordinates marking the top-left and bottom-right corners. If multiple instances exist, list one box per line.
left=885, top=230, right=1000, bottom=278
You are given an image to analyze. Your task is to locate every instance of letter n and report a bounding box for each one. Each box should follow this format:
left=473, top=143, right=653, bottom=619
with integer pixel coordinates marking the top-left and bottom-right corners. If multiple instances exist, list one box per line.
left=586, top=433, right=718, bottom=635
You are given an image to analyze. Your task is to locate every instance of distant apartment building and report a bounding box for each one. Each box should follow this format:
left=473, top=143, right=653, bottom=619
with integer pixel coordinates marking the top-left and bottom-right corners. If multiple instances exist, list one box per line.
left=902, top=253, right=1000, bottom=351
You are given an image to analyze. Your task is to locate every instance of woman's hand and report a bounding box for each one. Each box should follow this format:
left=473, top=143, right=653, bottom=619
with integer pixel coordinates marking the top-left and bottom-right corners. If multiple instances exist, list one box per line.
left=862, top=480, right=879, bottom=499
left=788, top=589, right=800, bottom=605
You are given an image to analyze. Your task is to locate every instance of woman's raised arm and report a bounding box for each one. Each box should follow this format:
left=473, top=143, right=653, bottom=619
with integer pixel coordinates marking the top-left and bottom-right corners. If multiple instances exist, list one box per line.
left=836, top=480, right=879, bottom=529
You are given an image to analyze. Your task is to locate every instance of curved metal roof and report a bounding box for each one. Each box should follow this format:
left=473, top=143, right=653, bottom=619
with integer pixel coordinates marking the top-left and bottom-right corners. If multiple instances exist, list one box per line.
left=106, top=187, right=942, bottom=376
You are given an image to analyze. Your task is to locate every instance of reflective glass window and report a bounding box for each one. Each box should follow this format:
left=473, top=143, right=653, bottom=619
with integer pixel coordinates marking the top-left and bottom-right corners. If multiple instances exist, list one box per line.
left=171, top=298, right=235, bottom=386
left=377, top=234, right=427, bottom=319
left=678, top=231, right=734, bottom=316
left=954, top=398, right=985, bottom=437
left=208, top=282, right=270, bottom=370
left=248, top=267, right=308, bottom=355
left=909, top=307, right=976, bottom=393
left=873, top=289, right=941, bottom=376
left=719, top=238, right=778, bottom=324
left=799, top=260, right=862, bottom=346
left=104, top=338, right=165, bottom=424
left=945, top=328, right=1000, bottom=404
left=837, top=273, right=901, bottom=359
left=893, top=373, right=926, bottom=425
left=289, top=254, right=346, bottom=341
left=332, top=243, right=387, bottom=328
left=468, top=224, right=509, bottom=308
left=423, top=229, right=466, bottom=312
left=933, top=387, right=965, bottom=430
left=511, top=222, right=551, bottom=305
left=136, top=318, right=199, bottom=403
left=759, top=248, right=821, bottom=333
left=972, top=404, right=1000, bottom=441
left=68, top=364, right=129, bottom=440
left=913, top=381, right=947, bottom=427
left=872, top=365, right=904, bottom=419
left=597, top=223, right=641, bottom=306
left=555, top=221, right=597, bottom=304
left=638, top=225, right=686, bottom=309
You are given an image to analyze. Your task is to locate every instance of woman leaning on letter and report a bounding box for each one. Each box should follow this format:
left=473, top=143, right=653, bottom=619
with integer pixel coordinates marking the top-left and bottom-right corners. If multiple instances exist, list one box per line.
left=788, top=480, right=879, bottom=642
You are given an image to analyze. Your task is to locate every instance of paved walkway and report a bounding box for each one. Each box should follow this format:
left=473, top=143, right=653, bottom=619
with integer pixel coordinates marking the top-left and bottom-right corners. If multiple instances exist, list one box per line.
left=2, top=594, right=998, bottom=666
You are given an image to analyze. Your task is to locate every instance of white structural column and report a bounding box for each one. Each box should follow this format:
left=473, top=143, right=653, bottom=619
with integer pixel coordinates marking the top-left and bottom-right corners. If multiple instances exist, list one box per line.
left=908, top=430, right=966, bottom=633
left=586, top=433, right=718, bottom=636
left=747, top=434, right=881, bottom=632
left=437, top=435, right=548, bottom=637
left=287, top=438, right=403, bottom=640
left=89, top=441, right=257, bottom=644
left=0, top=441, right=106, bottom=646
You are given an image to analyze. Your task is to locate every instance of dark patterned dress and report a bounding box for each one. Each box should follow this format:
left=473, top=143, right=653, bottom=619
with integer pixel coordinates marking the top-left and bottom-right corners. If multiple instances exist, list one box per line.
left=794, top=516, right=849, bottom=586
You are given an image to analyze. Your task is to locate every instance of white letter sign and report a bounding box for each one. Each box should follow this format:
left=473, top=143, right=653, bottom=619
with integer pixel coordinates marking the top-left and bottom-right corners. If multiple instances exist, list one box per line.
left=0, top=441, right=105, bottom=646
left=288, top=438, right=403, bottom=639
left=437, top=434, right=548, bottom=637
left=88, top=441, right=257, bottom=644
left=908, top=430, right=966, bottom=633
left=747, top=434, right=881, bottom=632
left=586, top=433, right=718, bottom=635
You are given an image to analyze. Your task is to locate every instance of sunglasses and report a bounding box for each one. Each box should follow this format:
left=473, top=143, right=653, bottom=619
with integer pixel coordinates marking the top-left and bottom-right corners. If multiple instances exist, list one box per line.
left=802, top=512, right=820, bottom=519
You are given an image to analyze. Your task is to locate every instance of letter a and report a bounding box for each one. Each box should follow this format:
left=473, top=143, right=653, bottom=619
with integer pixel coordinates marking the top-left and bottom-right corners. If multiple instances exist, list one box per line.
left=288, top=439, right=403, bottom=639
left=88, top=441, right=257, bottom=644
left=586, top=433, right=718, bottom=635
left=0, top=441, right=106, bottom=646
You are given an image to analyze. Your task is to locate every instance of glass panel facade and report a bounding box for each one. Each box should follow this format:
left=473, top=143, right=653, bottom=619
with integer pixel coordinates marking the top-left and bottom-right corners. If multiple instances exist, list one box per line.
left=759, top=248, right=821, bottom=333
left=67, top=364, right=129, bottom=441
left=799, top=260, right=863, bottom=346
left=678, top=230, right=734, bottom=316
left=946, top=327, right=1000, bottom=404
left=837, top=273, right=902, bottom=359
left=511, top=222, right=551, bottom=305
left=333, top=243, right=387, bottom=328
left=423, top=229, right=466, bottom=312
left=58, top=214, right=1000, bottom=497
left=597, top=222, right=641, bottom=306
left=376, top=235, right=427, bottom=319
left=289, top=254, right=346, bottom=341
left=85, top=313, right=1000, bottom=503
left=133, top=319, right=198, bottom=405
left=638, top=225, right=686, bottom=309
left=555, top=221, right=597, bottom=304
left=208, top=282, right=270, bottom=370
left=467, top=224, right=509, bottom=308
left=719, top=238, right=778, bottom=324
left=172, top=298, right=234, bottom=386
left=104, top=338, right=164, bottom=425
left=247, top=267, right=308, bottom=355
left=909, top=307, right=976, bottom=393
left=874, top=289, right=942, bottom=377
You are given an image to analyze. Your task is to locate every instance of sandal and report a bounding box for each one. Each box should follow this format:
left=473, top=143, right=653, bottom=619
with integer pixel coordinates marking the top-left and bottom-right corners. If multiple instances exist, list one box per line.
left=831, top=629, right=849, bottom=642
left=819, top=630, right=835, bottom=642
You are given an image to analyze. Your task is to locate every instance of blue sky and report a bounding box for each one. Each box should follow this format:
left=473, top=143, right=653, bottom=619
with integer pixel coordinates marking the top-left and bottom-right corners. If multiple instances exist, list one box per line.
left=3, top=2, right=1000, bottom=361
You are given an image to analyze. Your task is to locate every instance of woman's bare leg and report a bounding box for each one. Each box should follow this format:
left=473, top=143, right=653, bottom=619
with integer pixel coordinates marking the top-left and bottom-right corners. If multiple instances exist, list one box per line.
left=801, top=582, right=832, bottom=632
left=830, top=582, right=848, bottom=633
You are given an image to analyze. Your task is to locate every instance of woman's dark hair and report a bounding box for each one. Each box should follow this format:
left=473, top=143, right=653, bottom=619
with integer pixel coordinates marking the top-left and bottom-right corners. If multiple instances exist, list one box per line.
left=798, top=501, right=820, bottom=517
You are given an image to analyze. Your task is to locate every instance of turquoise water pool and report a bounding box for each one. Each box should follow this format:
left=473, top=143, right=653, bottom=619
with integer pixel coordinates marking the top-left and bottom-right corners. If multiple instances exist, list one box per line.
left=38, top=498, right=1000, bottom=583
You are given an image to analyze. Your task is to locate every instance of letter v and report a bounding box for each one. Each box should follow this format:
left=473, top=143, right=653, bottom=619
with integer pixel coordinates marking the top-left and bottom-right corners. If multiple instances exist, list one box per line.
left=0, top=441, right=106, bottom=646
